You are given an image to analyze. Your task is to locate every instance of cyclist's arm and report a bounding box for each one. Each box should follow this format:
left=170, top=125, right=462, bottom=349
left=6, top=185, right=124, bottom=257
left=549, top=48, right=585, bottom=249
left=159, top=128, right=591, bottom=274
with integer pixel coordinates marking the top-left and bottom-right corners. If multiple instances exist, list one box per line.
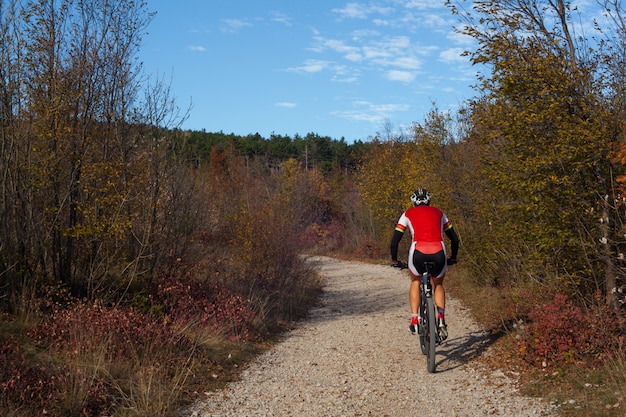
left=390, top=229, right=404, bottom=262
left=445, top=227, right=460, bottom=259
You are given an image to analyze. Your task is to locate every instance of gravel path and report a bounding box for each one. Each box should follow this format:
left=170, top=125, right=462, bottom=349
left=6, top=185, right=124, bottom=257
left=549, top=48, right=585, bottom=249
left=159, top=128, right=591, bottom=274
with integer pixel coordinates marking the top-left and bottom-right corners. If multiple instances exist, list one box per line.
left=186, top=256, right=555, bottom=417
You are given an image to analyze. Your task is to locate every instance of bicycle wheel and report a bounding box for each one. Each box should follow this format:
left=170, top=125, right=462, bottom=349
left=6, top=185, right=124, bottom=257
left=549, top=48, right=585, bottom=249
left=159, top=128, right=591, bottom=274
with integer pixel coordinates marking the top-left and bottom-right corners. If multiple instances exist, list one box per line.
left=425, top=296, right=437, bottom=373
left=418, top=300, right=427, bottom=355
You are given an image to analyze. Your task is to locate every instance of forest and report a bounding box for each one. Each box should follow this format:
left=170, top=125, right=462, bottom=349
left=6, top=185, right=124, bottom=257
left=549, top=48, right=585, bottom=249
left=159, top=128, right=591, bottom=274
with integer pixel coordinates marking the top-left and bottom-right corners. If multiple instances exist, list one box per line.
left=1, top=0, right=626, bottom=415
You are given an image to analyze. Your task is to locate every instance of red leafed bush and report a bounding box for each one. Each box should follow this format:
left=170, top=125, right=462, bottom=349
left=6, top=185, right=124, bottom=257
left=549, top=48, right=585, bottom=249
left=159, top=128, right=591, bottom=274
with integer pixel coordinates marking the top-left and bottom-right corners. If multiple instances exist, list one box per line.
left=154, top=275, right=257, bottom=342
left=521, top=293, right=626, bottom=368
left=0, top=342, right=57, bottom=409
left=0, top=342, right=111, bottom=416
left=28, top=302, right=194, bottom=359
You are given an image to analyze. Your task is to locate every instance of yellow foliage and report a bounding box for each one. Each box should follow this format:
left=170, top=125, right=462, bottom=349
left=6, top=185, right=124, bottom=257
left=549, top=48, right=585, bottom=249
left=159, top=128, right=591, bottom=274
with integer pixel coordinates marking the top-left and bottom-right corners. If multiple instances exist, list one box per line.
left=357, top=114, right=460, bottom=242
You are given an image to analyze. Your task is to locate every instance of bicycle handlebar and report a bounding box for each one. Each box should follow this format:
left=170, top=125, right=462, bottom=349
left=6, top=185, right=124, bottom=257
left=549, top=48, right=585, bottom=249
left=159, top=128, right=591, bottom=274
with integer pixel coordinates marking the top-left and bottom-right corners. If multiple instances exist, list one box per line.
left=391, top=259, right=458, bottom=269
left=391, top=261, right=408, bottom=270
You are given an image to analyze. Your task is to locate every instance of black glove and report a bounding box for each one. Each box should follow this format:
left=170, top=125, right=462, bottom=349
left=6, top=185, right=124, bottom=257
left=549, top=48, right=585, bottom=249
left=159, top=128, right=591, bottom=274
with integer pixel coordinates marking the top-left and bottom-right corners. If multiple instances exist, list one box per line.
left=392, top=261, right=408, bottom=269
left=447, top=258, right=457, bottom=265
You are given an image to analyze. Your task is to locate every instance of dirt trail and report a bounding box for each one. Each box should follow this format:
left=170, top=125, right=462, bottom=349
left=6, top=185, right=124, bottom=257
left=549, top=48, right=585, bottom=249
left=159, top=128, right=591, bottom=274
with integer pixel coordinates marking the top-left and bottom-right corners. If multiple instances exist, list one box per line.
left=186, top=256, right=555, bottom=417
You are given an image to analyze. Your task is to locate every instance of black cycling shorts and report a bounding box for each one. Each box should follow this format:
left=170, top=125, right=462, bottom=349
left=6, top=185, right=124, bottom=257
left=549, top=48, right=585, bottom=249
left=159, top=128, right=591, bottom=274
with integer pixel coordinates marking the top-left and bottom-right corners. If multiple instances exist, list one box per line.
left=411, top=249, right=446, bottom=278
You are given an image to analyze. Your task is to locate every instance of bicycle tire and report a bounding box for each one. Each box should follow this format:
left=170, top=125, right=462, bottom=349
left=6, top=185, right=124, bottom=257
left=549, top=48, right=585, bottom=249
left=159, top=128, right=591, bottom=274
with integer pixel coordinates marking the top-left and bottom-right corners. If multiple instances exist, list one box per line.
left=425, top=296, right=437, bottom=373
left=418, top=300, right=427, bottom=355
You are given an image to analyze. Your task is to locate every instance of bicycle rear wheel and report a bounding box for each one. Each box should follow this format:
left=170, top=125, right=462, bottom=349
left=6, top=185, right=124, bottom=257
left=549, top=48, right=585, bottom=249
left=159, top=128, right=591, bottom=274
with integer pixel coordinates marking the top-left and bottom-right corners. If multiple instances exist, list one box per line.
left=425, top=296, right=437, bottom=373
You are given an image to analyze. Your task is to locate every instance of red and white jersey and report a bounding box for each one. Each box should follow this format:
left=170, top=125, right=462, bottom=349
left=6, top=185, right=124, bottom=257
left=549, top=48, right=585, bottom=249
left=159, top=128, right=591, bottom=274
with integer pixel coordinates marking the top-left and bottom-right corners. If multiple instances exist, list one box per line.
left=394, top=205, right=453, bottom=254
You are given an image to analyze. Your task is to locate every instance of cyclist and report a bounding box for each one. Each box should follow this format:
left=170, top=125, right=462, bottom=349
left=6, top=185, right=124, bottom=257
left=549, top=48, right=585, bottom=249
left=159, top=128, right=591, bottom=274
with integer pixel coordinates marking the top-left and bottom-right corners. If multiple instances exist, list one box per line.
left=390, top=187, right=459, bottom=341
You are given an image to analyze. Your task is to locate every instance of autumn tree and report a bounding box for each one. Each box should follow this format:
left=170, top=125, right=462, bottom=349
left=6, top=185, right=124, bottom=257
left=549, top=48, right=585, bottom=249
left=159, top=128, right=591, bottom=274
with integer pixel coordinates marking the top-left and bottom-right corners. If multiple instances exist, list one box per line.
left=357, top=139, right=417, bottom=246
left=356, top=108, right=462, bottom=255
left=448, top=0, right=626, bottom=305
left=0, top=0, right=199, bottom=307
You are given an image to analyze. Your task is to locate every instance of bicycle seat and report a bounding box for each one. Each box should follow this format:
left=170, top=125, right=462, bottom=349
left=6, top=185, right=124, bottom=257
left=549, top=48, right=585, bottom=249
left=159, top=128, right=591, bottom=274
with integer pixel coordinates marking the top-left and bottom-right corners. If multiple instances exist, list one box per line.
left=422, top=261, right=435, bottom=272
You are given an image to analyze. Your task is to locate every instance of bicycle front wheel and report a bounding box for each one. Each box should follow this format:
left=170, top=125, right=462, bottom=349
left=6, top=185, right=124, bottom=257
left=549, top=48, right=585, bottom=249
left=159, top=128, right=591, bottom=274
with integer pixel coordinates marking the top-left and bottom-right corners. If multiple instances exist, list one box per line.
left=425, top=296, right=437, bottom=373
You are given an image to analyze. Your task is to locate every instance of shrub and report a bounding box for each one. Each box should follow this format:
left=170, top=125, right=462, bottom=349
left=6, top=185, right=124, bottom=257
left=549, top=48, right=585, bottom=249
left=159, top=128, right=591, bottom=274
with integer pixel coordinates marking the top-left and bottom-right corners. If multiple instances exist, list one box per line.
left=18, top=300, right=208, bottom=416
left=521, top=293, right=626, bottom=368
left=153, top=274, right=258, bottom=342
left=28, top=302, right=195, bottom=360
left=0, top=342, right=112, bottom=416
left=301, top=220, right=347, bottom=252
left=353, top=236, right=383, bottom=260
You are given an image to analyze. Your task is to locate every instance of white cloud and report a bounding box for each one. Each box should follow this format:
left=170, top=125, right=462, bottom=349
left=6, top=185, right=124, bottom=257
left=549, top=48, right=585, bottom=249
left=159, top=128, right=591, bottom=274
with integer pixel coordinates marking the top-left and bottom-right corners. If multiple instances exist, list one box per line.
left=333, top=75, right=359, bottom=83
left=220, top=18, right=252, bottom=33
left=316, top=37, right=361, bottom=56
left=351, top=29, right=380, bottom=39
left=345, top=52, right=363, bottom=62
left=332, top=100, right=410, bottom=123
left=447, top=30, right=475, bottom=47
left=438, top=47, right=467, bottom=64
left=332, top=2, right=393, bottom=19
left=403, top=0, right=447, bottom=10
left=305, top=31, right=432, bottom=85
left=369, top=103, right=411, bottom=113
left=291, top=2, right=469, bottom=88
left=275, top=102, right=297, bottom=108
left=384, top=35, right=412, bottom=50
left=187, top=45, right=206, bottom=52
left=362, top=45, right=392, bottom=61
left=332, top=109, right=382, bottom=123
left=269, top=11, right=293, bottom=26
left=421, top=13, right=447, bottom=28
left=386, top=70, right=415, bottom=82
left=332, top=3, right=369, bottom=19
left=287, top=59, right=331, bottom=74
left=372, top=18, right=391, bottom=27
left=415, top=45, right=439, bottom=56
left=330, top=64, right=360, bottom=83
left=391, top=56, right=421, bottom=69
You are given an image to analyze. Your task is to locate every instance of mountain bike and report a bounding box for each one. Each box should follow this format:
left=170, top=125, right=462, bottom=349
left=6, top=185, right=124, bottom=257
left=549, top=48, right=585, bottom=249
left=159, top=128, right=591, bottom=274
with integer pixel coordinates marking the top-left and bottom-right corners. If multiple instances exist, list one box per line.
left=393, top=260, right=441, bottom=373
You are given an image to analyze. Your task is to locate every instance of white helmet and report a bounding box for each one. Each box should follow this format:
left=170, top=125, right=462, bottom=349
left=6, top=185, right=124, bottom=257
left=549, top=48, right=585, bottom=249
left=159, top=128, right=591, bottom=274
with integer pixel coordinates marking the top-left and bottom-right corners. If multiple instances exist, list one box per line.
left=410, top=187, right=431, bottom=206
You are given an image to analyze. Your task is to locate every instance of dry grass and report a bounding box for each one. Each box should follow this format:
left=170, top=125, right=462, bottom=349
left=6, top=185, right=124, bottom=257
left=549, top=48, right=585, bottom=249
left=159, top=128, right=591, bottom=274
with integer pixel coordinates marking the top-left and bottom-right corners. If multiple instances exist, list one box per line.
left=522, top=365, right=624, bottom=416
left=0, top=296, right=268, bottom=417
left=445, top=266, right=516, bottom=332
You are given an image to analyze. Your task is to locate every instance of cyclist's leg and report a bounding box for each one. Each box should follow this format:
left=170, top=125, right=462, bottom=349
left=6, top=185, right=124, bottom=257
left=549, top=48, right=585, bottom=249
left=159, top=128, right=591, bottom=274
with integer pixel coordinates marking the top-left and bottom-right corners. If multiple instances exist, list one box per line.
left=410, top=276, right=420, bottom=314
left=408, top=243, right=421, bottom=334
left=408, top=242, right=421, bottom=315
left=433, top=277, right=445, bottom=311
left=406, top=275, right=420, bottom=334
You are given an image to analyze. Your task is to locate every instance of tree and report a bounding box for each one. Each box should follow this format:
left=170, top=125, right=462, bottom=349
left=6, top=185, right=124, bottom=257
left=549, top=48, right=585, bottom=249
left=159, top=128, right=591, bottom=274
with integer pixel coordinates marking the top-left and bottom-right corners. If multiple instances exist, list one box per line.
left=356, top=110, right=461, bottom=252
left=0, top=0, right=198, bottom=306
left=448, top=0, right=626, bottom=305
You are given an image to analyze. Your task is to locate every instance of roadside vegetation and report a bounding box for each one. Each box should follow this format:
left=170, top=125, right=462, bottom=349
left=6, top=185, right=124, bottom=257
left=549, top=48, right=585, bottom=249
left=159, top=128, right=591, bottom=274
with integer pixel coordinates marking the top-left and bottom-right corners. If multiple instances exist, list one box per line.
left=1, top=0, right=626, bottom=416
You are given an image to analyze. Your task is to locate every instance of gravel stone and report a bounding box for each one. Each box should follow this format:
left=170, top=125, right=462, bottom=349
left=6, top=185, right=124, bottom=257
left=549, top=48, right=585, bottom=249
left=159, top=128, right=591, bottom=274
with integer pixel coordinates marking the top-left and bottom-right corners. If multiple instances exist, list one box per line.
left=185, top=256, right=555, bottom=417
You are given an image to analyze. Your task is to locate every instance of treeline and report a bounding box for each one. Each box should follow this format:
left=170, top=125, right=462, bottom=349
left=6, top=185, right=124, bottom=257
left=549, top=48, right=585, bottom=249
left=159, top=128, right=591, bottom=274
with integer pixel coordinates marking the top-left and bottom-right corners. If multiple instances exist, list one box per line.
left=180, top=130, right=371, bottom=174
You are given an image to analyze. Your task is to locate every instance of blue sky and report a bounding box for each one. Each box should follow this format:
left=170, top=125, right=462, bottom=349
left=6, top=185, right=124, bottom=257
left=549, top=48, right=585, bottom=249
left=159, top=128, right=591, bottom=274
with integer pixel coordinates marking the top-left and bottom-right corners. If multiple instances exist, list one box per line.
left=139, top=0, right=479, bottom=142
